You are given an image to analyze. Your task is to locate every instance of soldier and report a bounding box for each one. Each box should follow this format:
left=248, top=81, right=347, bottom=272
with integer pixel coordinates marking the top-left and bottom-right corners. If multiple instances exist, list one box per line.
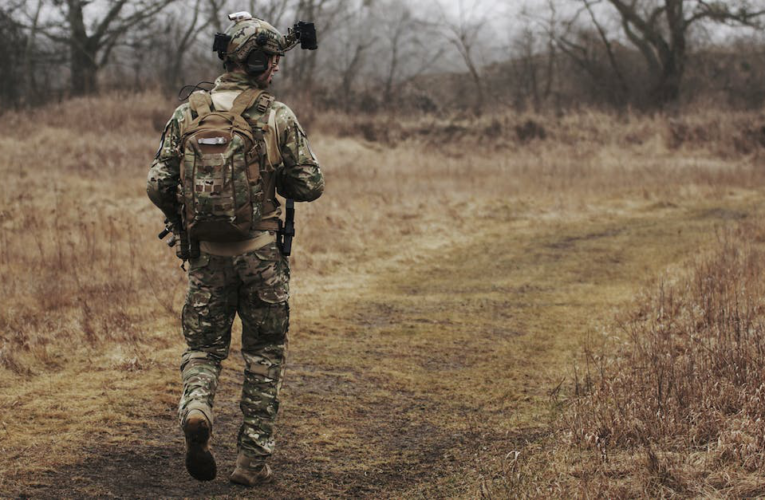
left=147, top=12, right=324, bottom=486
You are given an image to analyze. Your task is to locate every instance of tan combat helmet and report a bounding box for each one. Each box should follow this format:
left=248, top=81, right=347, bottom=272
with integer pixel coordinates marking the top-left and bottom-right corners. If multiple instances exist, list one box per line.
left=213, top=12, right=317, bottom=70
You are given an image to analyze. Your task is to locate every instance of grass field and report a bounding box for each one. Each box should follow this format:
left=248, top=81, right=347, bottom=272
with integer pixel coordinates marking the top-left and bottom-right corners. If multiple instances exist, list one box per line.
left=1, top=92, right=764, bottom=497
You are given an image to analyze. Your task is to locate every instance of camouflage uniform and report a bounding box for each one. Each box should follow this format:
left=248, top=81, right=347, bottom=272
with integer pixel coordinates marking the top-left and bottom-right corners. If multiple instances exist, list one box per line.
left=147, top=71, right=324, bottom=461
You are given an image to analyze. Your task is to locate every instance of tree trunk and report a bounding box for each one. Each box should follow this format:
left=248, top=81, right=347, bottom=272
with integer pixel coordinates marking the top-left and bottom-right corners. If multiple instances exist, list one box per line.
left=651, top=59, right=683, bottom=107
left=70, top=40, right=99, bottom=95
left=466, top=61, right=484, bottom=115
left=67, top=0, right=98, bottom=96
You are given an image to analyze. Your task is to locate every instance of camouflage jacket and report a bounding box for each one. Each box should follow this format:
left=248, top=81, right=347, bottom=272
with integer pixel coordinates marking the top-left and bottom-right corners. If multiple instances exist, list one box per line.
left=147, top=72, right=325, bottom=232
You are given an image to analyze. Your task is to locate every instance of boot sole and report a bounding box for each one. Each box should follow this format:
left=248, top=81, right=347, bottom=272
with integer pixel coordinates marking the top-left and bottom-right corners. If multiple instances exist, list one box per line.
left=184, top=418, right=216, bottom=481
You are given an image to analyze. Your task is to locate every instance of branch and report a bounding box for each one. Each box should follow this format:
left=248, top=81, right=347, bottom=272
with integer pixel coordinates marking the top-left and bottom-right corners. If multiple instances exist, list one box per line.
left=178, top=0, right=209, bottom=56
left=621, top=15, right=661, bottom=75
left=92, top=0, right=129, bottom=45
left=99, top=0, right=175, bottom=50
left=687, top=0, right=765, bottom=28
left=608, top=0, right=668, bottom=52
left=583, top=0, right=629, bottom=96
left=555, top=35, right=602, bottom=82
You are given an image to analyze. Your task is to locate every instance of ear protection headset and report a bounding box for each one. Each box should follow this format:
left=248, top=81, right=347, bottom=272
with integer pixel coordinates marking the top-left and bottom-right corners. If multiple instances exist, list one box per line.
left=244, top=50, right=270, bottom=76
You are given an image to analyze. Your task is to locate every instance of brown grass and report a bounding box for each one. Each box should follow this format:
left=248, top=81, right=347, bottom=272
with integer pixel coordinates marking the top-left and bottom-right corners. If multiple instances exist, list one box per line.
left=4, top=91, right=760, bottom=377
left=2, top=91, right=765, bottom=496
left=544, top=221, right=765, bottom=497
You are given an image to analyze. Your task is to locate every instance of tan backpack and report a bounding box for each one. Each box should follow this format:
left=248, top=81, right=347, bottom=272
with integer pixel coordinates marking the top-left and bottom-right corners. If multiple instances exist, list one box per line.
left=179, top=88, right=279, bottom=242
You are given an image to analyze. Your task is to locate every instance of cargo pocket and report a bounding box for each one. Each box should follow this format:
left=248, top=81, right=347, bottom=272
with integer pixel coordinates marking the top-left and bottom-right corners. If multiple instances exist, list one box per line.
left=258, top=302, right=289, bottom=337
left=258, top=287, right=288, bottom=304
left=183, top=287, right=212, bottom=340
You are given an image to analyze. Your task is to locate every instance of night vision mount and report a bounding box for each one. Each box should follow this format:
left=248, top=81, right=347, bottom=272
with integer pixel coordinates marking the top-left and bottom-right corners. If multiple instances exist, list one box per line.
left=213, top=12, right=318, bottom=61
left=213, top=32, right=231, bottom=60
left=284, top=21, right=318, bottom=51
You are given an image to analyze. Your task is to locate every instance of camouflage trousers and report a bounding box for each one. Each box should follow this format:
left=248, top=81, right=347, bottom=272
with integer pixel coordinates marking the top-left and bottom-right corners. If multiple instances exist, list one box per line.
left=178, top=240, right=289, bottom=460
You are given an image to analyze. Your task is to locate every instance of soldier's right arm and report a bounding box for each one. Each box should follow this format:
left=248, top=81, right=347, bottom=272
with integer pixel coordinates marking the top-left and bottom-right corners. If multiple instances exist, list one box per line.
left=147, top=105, right=187, bottom=221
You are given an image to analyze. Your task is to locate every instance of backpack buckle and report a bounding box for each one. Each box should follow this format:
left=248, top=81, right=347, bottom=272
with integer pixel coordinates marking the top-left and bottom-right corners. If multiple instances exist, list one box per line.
left=255, top=94, right=274, bottom=114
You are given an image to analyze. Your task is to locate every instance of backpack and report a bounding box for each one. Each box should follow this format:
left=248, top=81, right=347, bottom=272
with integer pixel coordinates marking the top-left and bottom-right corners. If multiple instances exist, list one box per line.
left=179, top=87, right=280, bottom=242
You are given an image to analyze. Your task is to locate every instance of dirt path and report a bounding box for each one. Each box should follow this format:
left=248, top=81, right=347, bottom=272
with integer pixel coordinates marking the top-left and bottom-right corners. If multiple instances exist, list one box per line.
left=17, top=194, right=760, bottom=498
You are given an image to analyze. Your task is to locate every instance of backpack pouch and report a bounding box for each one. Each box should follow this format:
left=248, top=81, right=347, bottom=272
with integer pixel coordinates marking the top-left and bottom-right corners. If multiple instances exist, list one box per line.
left=184, top=130, right=255, bottom=242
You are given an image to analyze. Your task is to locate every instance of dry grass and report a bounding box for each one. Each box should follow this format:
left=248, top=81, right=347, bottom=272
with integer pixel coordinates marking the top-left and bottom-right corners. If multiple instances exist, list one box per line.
left=546, top=221, right=765, bottom=498
left=4, top=92, right=760, bottom=377
left=2, top=91, right=765, bottom=496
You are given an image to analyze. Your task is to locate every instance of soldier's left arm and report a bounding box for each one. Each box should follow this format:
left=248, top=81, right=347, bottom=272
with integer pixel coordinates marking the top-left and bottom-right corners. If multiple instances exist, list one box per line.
left=273, top=104, right=325, bottom=202
left=147, top=105, right=187, bottom=221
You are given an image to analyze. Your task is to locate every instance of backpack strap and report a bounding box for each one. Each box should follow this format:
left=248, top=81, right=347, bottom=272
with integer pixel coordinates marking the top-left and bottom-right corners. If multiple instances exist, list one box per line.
left=250, top=94, right=280, bottom=168
left=265, top=108, right=282, bottom=166
left=226, top=88, right=280, bottom=232
left=188, top=91, right=213, bottom=117
left=230, top=87, right=263, bottom=116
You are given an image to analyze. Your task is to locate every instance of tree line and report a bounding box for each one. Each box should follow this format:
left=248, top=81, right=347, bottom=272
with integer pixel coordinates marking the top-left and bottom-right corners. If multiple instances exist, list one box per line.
left=2, top=0, right=765, bottom=114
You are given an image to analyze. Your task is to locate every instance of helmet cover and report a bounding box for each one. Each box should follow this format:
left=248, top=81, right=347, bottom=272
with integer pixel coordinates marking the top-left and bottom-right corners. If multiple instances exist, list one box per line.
left=225, top=16, right=285, bottom=63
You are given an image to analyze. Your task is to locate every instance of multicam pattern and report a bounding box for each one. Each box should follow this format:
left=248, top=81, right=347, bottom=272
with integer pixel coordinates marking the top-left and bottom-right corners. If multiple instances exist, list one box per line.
left=178, top=241, right=290, bottom=458
left=227, top=18, right=286, bottom=59
left=182, top=125, right=255, bottom=241
left=147, top=71, right=325, bottom=227
left=148, top=70, right=324, bottom=461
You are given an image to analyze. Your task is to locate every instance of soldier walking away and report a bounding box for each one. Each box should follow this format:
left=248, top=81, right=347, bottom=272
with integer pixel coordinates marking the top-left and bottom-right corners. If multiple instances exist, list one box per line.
left=147, top=11, right=323, bottom=486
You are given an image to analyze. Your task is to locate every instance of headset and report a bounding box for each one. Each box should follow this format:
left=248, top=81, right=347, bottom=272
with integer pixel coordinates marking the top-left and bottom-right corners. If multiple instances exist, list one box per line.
left=244, top=50, right=271, bottom=76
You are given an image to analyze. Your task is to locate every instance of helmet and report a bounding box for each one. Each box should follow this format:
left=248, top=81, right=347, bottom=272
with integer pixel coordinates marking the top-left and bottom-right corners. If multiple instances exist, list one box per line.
left=225, top=15, right=286, bottom=60
left=212, top=12, right=285, bottom=76
left=212, top=12, right=317, bottom=74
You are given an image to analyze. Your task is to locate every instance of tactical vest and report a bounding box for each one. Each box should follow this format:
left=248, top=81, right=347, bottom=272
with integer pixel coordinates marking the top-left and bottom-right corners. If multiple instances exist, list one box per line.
left=179, top=87, right=281, bottom=242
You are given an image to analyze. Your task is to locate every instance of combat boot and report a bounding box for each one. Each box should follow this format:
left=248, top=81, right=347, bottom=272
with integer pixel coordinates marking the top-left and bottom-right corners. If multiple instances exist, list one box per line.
left=229, top=453, right=273, bottom=486
left=183, top=409, right=217, bottom=481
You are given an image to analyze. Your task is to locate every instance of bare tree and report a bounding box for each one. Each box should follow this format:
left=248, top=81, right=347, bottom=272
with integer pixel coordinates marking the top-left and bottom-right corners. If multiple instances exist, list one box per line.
left=573, top=0, right=765, bottom=107
left=0, top=2, right=27, bottom=107
left=329, top=2, right=376, bottom=108
left=511, top=1, right=561, bottom=111
left=204, top=0, right=230, bottom=32
left=36, top=0, right=176, bottom=95
left=247, top=0, right=291, bottom=26
left=160, top=0, right=211, bottom=91
left=288, top=0, right=345, bottom=95
left=514, top=27, right=544, bottom=110
left=374, top=0, right=444, bottom=104
left=553, top=1, right=631, bottom=106
left=437, top=0, right=493, bottom=114
left=22, top=0, right=44, bottom=101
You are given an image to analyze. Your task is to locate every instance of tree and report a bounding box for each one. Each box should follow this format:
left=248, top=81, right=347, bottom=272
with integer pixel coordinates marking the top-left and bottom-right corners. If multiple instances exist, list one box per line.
left=375, top=0, right=443, bottom=104
left=512, top=1, right=560, bottom=111
left=38, top=0, right=176, bottom=95
left=575, top=0, right=765, bottom=107
left=553, top=1, right=632, bottom=107
left=0, top=2, right=27, bottom=107
left=160, top=0, right=210, bottom=91
left=288, top=0, right=345, bottom=96
left=437, top=0, right=493, bottom=114
left=330, top=2, right=376, bottom=108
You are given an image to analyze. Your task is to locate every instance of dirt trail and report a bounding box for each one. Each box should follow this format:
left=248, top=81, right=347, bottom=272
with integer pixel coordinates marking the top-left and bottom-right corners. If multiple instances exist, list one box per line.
left=18, top=194, right=761, bottom=499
